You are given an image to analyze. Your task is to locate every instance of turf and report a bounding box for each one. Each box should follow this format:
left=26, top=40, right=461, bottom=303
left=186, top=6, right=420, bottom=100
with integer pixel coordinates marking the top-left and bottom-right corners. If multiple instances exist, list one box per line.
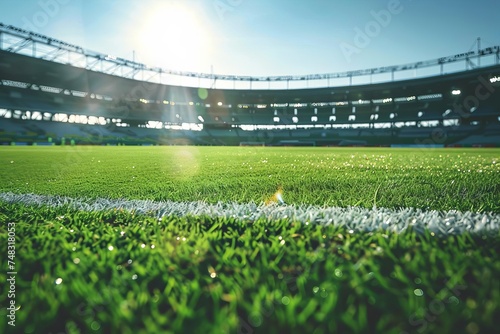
left=1, top=146, right=499, bottom=212
left=0, top=146, right=499, bottom=333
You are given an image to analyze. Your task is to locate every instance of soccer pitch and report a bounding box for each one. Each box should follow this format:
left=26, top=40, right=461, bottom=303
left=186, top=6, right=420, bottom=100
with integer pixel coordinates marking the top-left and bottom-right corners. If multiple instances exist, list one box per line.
left=0, top=146, right=499, bottom=333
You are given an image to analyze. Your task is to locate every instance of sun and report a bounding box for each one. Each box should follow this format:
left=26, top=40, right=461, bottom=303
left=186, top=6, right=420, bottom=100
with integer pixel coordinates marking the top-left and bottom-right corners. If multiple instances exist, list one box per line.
left=135, top=4, right=210, bottom=72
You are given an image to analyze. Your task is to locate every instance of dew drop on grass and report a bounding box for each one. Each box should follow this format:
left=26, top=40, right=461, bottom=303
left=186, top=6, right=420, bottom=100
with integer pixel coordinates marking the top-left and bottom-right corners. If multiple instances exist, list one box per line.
left=108, top=245, right=114, bottom=251
left=334, top=269, right=343, bottom=278
left=313, top=286, right=319, bottom=294
left=248, top=313, right=263, bottom=327
left=141, top=244, right=146, bottom=249
left=73, top=258, right=80, bottom=264
left=55, top=278, right=63, bottom=285
left=208, top=266, right=217, bottom=278
left=90, top=322, right=100, bottom=331
left=281, top=296, right=290, bottom=305
left=132, top=274, right=138, bottom=280
left=414, top=289, right=424, bottom=297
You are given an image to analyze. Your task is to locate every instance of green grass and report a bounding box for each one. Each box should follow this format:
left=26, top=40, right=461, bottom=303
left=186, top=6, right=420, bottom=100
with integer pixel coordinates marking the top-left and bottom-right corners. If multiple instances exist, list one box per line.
left=1, top=146, right=499, bottom=212
left=0, top=146, right=499, bottom=333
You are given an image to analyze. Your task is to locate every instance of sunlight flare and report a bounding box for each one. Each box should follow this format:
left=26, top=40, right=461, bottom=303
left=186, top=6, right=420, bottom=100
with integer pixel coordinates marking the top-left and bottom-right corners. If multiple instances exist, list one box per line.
left=134, top=3, right=211, bottom=71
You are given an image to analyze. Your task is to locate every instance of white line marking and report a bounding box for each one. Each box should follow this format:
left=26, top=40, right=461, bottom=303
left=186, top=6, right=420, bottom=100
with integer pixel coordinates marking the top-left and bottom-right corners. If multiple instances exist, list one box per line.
left=1, top=192, right=499, bottom=235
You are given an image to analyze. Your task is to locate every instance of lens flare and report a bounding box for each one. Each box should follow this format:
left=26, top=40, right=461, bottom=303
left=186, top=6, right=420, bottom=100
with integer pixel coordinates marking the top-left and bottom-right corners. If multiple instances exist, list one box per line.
left=276, top=191, right=284, bottom=204
left=266, top=188, right=285, bottom=205
left=162, top=146, right=200, bottom=181
left=134, top=3, right=211, bottom=72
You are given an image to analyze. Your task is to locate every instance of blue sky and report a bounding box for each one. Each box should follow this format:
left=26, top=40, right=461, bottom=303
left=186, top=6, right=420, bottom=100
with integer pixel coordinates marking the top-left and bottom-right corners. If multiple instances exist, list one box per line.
left=0, top=0, right=499, bottom=77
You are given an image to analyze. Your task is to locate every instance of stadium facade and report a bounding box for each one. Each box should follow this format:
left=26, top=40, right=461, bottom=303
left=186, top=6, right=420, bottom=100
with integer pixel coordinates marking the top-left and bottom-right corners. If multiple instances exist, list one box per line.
left=1, top=23, right=499, bottom=147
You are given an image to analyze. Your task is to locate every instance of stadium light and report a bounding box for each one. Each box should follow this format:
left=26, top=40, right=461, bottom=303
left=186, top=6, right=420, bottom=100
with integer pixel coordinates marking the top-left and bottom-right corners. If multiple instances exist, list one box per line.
left=451, top=89, right=461, bottom=95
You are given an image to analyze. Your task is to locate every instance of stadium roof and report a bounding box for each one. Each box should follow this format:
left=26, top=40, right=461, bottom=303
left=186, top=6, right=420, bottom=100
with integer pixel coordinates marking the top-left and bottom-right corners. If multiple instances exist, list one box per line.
left=1, top=23, right=499, bottom=90
left=2, top=48, right=500, bottom=106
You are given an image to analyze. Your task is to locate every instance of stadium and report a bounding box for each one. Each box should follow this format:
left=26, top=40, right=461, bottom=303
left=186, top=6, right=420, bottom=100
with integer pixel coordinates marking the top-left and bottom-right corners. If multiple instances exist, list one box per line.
left=1, top=24, right=500, bottom=147
left=1, top=16, right=500, bottom=334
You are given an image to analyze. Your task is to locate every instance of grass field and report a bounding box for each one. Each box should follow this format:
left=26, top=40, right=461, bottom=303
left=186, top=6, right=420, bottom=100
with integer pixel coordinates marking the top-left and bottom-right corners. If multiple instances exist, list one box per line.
left=1, top=146, right=499, bottom=333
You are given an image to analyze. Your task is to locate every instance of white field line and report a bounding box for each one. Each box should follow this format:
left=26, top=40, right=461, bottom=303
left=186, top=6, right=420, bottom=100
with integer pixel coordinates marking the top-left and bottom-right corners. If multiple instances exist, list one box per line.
left=1, top=192, right=499, bottom=236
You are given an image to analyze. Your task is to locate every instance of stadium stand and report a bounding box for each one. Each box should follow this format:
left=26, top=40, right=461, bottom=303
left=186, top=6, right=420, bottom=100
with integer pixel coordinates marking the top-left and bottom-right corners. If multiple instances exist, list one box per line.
left=1, top=24, right=499, bottom=147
